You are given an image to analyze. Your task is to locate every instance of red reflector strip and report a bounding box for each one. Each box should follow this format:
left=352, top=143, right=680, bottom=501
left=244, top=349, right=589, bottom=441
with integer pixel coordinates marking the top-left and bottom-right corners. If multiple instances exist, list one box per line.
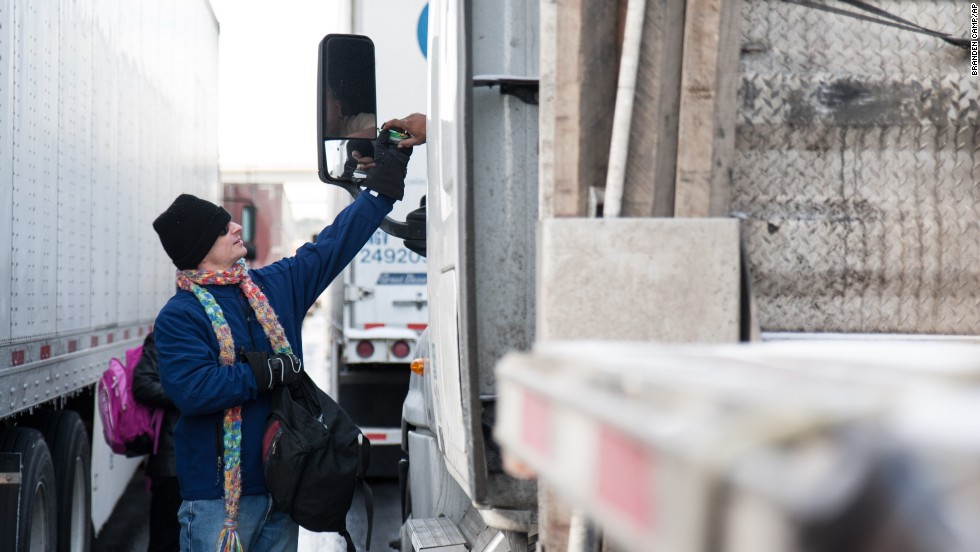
left=364, top=433, right=387, bottom=442
left=124, top=329, right=131, bottom=339
left=107, top=333, right=114, bottom=344
left=11, top=350, right=25, bottom=366
left=521, top=391, right=551, bottom=456
left=407, top=323, right=428, bottom=331
left=364, top=323, right=385, bottom=330
left=40, top=345, right=51, bottom=360
left=91, top=336, right=99, bottom=347
left=597, top=426, right=654, bottom=531
left=68, top=340, right=78, bottom=353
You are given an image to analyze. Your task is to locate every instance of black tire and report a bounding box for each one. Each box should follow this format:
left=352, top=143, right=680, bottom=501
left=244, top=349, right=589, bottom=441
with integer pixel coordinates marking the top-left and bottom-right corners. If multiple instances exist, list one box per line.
left=0, top=427, right=58, bottom=552
left=26, top=411, right=93, bottom=552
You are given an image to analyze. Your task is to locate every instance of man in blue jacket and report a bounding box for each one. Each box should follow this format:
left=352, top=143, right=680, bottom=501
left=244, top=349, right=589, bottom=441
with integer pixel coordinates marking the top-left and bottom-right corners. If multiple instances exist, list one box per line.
left=152, top=133, right=410, bottom=552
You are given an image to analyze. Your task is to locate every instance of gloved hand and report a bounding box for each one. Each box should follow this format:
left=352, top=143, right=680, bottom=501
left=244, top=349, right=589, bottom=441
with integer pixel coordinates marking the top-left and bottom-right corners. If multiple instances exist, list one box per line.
left=244, top=351, right=304, bottom=392
left=363, top=129, right=412, bottom=200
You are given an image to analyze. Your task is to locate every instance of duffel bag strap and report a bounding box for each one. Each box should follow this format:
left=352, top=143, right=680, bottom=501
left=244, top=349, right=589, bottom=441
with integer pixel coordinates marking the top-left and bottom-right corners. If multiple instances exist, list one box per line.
left=341, top=530, right=355, bottom=552
left=362, top=478, right=374, bottom=551
left=338, top=480, right=373, bottom=552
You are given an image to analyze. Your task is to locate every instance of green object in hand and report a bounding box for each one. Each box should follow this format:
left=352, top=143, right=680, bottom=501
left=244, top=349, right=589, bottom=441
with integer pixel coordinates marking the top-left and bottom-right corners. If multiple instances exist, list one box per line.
left=384, top=128, right=409, bottom=143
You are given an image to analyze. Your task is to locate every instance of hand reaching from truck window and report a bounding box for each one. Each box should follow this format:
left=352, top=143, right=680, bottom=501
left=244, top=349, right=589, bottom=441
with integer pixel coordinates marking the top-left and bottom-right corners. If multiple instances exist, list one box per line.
left=382, top=112, right=426, bottom=147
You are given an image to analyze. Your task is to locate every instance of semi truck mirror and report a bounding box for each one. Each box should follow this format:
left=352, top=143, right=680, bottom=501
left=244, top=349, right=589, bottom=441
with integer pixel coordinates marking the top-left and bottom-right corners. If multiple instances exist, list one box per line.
left=317, top=34, right=378, bottom=186
left=316, top=33, right=425, bottom=245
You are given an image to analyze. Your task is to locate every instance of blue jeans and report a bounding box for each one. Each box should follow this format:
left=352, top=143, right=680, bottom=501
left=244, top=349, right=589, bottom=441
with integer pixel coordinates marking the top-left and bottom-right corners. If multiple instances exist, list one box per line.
left=177, top=494, right=298, bottom=552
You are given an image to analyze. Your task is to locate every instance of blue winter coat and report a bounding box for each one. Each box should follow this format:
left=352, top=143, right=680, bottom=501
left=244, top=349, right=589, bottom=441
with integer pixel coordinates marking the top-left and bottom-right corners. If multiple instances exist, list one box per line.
left=155, top=192, right=393, bottom=500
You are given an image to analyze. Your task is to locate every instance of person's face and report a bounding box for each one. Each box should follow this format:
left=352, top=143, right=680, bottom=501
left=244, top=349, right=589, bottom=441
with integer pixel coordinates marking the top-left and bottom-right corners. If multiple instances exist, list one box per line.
left=199, top=221, right=247, bottom=270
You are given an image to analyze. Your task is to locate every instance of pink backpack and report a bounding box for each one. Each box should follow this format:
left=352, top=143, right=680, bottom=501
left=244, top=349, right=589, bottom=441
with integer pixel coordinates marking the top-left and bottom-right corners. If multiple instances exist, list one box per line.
left=97, top=344, right=165, bottom=457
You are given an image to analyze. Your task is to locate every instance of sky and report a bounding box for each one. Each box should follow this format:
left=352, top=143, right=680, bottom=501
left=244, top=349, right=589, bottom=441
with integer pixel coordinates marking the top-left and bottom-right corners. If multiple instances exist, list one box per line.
left=209, top=0, right=349, bottom=220
left=210, top=0, right=343, bottom=170
left=209, top=0, right=430, bottom=223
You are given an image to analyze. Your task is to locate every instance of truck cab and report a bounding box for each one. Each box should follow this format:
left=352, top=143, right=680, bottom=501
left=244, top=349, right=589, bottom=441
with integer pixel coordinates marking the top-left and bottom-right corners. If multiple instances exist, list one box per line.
left=317, top=0, right=539, bottom=547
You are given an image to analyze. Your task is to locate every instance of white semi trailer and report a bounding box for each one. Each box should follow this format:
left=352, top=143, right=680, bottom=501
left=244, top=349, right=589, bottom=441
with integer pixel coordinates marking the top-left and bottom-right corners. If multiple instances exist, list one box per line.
left=0, top=1, right=219, bottom=549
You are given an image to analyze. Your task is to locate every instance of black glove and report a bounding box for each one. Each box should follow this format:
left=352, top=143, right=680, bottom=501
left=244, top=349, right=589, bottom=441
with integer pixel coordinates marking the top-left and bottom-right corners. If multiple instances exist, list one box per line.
left=363, top=129, right=412, bottom=200
left=244, top=352, right=304, bottom=392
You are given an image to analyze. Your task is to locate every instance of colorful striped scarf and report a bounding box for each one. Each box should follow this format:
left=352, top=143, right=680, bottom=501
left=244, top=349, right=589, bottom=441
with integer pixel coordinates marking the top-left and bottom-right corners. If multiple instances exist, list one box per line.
left=176, top=259, right=292, bottom=552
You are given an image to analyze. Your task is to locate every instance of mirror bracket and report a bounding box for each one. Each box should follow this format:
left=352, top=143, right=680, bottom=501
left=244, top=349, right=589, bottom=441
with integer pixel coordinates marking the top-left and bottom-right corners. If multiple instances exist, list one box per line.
left=473, top=75, right=540, bottom=106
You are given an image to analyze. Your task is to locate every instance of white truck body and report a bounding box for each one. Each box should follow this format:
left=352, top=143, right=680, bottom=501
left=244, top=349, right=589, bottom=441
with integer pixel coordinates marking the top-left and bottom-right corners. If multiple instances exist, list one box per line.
left=328, top=0, right=430, bottom=467
left=398, top=0, right=540, bottom=548
left=421, top=0, right=539, bottom=504
left=0, top=0, right=218, bottom=544
left=396, top=1, right=980, bottom=551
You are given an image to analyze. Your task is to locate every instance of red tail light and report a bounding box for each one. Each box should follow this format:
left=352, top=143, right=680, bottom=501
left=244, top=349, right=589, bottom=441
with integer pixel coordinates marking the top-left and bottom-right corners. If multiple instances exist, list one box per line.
left=356, top=340, right=375, bottom=358
left=391, top=340, right=411, bottom=359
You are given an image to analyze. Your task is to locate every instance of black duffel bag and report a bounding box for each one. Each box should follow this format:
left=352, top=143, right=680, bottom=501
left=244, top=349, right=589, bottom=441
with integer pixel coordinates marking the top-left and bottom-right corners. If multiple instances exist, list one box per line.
left=262, top=371, right=373, bottom=551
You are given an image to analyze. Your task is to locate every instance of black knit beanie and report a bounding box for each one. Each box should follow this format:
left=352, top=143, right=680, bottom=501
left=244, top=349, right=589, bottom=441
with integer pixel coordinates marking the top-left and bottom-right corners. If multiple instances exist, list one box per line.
left=153, top=194, right=232, bottom=270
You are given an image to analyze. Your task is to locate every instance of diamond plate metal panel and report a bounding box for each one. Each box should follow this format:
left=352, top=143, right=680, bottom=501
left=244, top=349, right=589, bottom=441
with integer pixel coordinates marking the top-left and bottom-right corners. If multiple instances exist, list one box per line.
left=733, top=1, right=979, bottom=334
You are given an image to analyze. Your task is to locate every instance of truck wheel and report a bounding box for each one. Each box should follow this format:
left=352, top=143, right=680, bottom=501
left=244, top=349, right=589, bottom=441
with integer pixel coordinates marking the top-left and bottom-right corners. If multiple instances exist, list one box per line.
left=0, top=427, right=58, bottom=551
left=26, top=411, right=92, bottom=552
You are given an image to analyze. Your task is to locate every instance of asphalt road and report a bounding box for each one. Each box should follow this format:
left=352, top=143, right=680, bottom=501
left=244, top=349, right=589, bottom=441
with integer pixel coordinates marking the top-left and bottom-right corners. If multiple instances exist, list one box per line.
left=93, top=465, right=404, bottom=552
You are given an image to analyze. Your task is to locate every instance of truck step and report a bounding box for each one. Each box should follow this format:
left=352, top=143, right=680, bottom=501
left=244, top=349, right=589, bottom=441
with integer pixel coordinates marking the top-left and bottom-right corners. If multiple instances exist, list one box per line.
left=406, top=518, right=467, bottom=552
